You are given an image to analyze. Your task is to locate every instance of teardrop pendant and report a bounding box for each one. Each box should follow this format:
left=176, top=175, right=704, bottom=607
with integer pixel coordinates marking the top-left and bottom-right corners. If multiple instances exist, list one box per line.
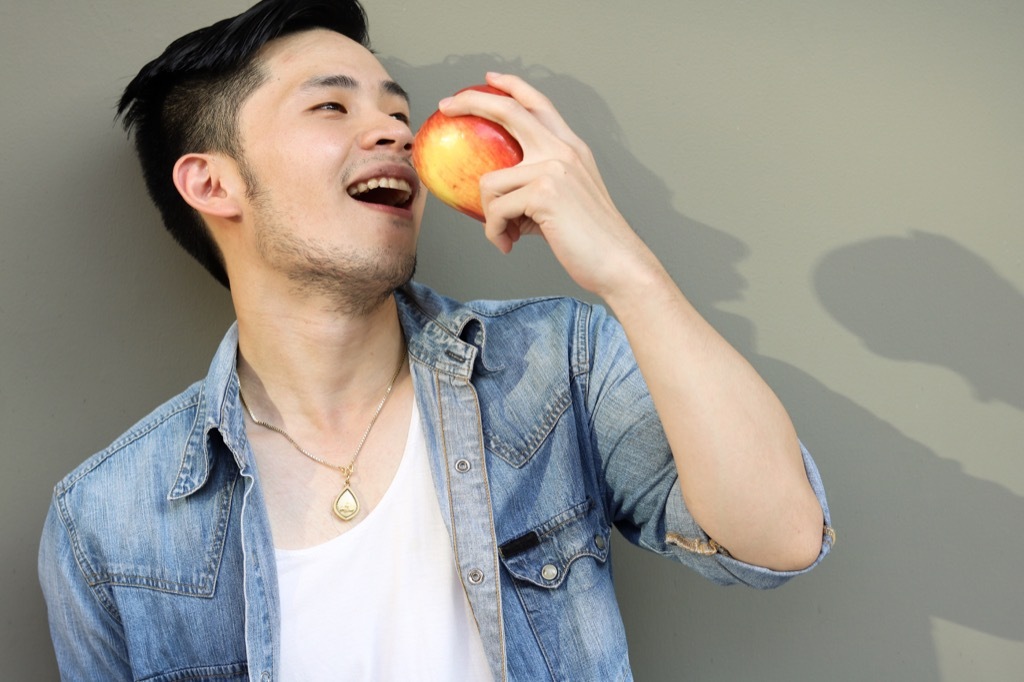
left=333, top=487, right=360, bottom=521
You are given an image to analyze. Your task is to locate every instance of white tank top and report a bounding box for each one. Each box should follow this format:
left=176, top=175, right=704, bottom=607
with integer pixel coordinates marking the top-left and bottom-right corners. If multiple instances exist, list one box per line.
left=275, top=399, right=493, bottom=681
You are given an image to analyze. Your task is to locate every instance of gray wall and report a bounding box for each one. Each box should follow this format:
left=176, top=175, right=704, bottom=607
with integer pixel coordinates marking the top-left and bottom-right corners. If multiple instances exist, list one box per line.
left=4, top=1, right=1022, bottom=679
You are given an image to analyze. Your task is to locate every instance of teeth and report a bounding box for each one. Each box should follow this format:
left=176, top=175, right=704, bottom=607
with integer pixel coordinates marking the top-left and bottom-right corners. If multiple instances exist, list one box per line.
left=347, top=176, right=413, bottom=197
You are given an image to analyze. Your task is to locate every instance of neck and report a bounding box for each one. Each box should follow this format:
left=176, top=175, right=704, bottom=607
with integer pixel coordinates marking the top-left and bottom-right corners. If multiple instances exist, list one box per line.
left=233, top=285, right=407, bottom=433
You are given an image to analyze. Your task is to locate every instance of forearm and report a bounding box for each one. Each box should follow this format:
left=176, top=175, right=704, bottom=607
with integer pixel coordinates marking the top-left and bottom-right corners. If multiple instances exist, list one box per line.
left=601, top=249, right=824, bottom=571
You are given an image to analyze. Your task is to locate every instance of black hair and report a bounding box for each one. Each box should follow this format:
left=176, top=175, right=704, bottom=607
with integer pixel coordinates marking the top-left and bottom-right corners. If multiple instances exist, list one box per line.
left=117, top=0, right=370, bottom=288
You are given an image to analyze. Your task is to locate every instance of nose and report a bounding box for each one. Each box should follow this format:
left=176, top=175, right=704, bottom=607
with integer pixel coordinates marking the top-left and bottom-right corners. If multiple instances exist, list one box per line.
left=358, top=111, right=414, bottom=153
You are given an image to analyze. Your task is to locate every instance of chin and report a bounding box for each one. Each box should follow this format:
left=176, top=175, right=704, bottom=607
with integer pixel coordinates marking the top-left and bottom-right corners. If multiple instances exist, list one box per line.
left=318, top=251, right=417, bottom=316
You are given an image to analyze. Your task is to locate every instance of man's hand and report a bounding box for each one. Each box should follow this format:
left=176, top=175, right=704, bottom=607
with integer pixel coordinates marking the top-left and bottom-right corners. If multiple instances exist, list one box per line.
left=437, top=72, right=657, bottom=300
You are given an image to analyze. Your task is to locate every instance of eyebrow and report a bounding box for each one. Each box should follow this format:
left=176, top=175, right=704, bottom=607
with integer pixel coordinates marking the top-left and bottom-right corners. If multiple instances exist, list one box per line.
left=300, top=74, right=409, bottom=104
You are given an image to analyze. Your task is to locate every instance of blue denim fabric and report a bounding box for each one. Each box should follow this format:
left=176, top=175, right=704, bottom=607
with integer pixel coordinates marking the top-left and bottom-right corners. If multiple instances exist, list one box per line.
left=39, top=281, right=832, bottom=681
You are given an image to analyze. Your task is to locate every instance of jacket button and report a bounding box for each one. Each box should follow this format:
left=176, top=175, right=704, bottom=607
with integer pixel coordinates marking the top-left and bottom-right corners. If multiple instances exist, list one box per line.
left=455, top=459, right=471, bottom=473
left=467, top=569, right=485, bottom=585
left=595, top=535, right=607, bottom=550
left=541, top=564, right=559, bottom=581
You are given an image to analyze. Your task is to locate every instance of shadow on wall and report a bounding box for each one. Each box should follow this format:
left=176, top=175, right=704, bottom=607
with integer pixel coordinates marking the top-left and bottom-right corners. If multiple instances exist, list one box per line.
left=815, top=230, right=1024, bottom=411
left=385, top=54, right=1024, bottom=681
left=383, top=54, right=751, bottom=322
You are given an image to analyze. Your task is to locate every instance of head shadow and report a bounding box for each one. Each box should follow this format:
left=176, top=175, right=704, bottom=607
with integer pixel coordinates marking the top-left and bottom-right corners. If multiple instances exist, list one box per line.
left=814, top=231, right=1024, bottom=411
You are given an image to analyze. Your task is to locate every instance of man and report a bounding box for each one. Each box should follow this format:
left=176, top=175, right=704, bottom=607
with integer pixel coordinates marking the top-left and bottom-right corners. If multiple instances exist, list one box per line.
left=38, top=0, right=832, bottom=679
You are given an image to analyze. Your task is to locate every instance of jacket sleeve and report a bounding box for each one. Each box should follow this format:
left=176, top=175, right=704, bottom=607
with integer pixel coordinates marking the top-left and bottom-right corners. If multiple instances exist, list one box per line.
left=581, top=302, right=833, bottom=588
left=38, top=492, right=133, bottom=680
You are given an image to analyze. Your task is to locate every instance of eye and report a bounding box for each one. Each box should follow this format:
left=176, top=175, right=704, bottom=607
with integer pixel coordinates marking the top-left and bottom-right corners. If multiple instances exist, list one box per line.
left=391, top=112, right=411, bottom=125
left=315, top=102, right=347, bottom=113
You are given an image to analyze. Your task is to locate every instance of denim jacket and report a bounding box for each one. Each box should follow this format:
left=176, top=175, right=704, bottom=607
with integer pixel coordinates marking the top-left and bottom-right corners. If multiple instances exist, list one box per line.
left=39, top=281, right=832, bottom=682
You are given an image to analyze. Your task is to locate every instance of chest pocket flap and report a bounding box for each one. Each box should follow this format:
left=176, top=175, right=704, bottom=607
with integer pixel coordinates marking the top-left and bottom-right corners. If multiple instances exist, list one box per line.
left=498, top=498, right=610, bottom=588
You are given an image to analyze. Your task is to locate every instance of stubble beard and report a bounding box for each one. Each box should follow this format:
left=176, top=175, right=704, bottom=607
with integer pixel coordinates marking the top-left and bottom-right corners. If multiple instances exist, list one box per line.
left=248, top=180, right=417, bottom=317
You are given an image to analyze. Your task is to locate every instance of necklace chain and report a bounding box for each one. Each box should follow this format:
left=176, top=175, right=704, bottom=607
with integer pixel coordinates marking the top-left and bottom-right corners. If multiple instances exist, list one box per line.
left=235, top=350, right=403, bottom=520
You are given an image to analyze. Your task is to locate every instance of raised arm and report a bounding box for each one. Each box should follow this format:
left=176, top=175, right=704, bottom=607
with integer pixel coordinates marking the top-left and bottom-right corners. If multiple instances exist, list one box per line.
left=438, top=73, right=824, bottom=570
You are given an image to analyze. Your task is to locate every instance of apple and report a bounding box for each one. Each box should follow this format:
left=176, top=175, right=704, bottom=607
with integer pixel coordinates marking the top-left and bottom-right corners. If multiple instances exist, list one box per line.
left=412, top=84, right=524, bottom=222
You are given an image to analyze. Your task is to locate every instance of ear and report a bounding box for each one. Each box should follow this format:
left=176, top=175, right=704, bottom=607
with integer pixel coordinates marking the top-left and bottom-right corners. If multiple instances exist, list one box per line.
left=172, top=153, right=243, bottom=220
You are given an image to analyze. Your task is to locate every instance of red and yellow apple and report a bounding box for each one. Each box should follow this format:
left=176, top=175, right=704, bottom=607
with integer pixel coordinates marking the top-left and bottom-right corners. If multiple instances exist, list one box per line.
left=412, top=85, right=524, bottom=222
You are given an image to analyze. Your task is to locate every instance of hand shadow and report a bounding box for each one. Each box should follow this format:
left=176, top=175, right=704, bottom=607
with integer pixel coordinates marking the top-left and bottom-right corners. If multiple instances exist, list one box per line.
left=383, top=54, right=1024, bottom=681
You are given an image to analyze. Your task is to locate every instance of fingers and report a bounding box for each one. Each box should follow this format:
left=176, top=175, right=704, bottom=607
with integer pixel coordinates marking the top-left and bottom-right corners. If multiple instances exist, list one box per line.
left=436, top=74, right=617, bottom=262
left=479, top=159, right=579, bottom=253
left=438, top=73, right=583, bottom=159
left=482, top=72, right=578, bottom=143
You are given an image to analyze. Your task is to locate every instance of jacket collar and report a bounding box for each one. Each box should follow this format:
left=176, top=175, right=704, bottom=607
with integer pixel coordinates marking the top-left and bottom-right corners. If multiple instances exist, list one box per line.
left=168, top=282, right=490, bottom=499
left=396, top=282, right=488, bottom=379
left=168, top=322, right=246, bottom=500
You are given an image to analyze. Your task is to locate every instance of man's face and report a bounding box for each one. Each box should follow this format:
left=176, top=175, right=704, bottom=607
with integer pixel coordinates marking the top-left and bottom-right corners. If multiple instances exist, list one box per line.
left=234, top=29, right=425, bottom=311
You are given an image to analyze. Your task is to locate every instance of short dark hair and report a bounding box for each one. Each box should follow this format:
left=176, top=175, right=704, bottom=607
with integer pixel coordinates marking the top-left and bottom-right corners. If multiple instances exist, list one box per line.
left=117, top=0, right=370, bottom=288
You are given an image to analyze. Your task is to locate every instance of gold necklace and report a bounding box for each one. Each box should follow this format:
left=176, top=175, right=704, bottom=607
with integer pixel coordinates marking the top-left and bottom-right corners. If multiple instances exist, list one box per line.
left=238, top=355, right=405, bottom=522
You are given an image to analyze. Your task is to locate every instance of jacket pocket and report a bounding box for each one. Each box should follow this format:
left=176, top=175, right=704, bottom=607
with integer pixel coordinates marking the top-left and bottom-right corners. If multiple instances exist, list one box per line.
left=498, top=498, right=629, bottom=681
left=142, top=662, right=249, bottom=682
left=498, top=497, right=610, bottom=589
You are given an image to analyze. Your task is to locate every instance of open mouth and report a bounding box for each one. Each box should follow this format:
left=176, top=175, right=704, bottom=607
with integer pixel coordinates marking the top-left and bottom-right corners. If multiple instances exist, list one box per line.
left=347, top=177, right=415, bottom=209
